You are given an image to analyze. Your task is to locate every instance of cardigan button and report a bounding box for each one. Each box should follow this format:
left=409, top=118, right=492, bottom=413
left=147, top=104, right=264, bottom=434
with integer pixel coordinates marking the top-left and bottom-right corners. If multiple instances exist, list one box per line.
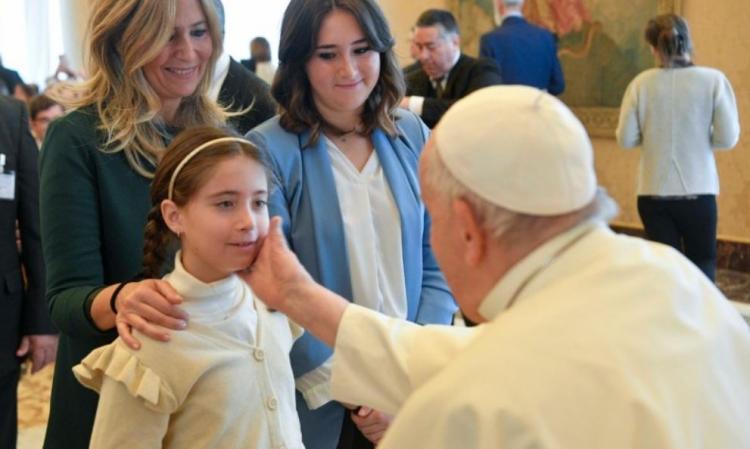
left=267, top=397, right=278, bottom=410
left=254, top=349, right=265, bottom=361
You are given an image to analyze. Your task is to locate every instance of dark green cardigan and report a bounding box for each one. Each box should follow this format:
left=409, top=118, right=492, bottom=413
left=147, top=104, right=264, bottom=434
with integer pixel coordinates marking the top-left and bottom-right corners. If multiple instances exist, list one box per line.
left=39, top=109, right=154, bottom=449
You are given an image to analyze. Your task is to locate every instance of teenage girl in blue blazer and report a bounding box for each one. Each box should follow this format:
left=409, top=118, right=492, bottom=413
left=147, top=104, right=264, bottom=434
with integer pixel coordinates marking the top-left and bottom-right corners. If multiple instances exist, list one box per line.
left=246, top=0, right=457, bottom=448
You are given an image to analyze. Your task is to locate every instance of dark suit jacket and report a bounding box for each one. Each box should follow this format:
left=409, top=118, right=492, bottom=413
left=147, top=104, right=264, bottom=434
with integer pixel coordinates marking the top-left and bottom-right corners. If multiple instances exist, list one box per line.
left=239, top=58, right=256, bottom=73
left=219, top=58, right=276, bottom=135
left=479, top=16, right=565, bottom=95
left=0, top=97, right=53, bottom=376
left=405, top=54, right=503, bottom=128
left=0, top=66, right=23, bottom=95
left=402, top=61, right=422, bottom=79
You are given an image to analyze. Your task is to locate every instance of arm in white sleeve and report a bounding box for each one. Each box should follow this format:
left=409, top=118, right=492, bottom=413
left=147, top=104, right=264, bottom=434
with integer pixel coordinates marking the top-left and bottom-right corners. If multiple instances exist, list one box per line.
left=407, top=96, right=425, bottom=117
left=330, top=305, right=477, bottom=415
left=295, top=357, right=334, bottom=410
left=88, top=376, right=170, bottom=449
left=711, top=74, right=740, bottom=149
left=616, top=80, right=642, bottom=148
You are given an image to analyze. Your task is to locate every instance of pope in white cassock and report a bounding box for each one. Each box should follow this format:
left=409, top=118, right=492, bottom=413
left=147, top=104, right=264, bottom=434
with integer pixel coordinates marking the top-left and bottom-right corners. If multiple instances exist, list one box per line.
left=245, top=85, right=750, bottom=449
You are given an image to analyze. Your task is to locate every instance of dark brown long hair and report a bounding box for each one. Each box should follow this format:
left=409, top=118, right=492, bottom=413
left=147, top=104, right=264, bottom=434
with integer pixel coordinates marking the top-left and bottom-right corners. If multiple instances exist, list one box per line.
left=141, top=126, right=271, bottom=278
left=272, top=0, right=405, bottom=147
left=645, top=14, right=693, bottom=68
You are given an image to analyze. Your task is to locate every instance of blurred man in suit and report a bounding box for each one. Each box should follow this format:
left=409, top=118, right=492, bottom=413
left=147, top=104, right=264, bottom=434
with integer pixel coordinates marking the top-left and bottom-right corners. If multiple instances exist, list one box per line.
left=0, top=56, right=26, bottom=100
left=240, top=37, right=277, bottom=85
left=400, top=9, right=503, bottom=128
left=29, top=95, right=65, bottom=148
left=0, top=95, right=57, bottom=449
left=480, top=0, right=565, bottom=94
left=212, top=0, right=276, bottom=134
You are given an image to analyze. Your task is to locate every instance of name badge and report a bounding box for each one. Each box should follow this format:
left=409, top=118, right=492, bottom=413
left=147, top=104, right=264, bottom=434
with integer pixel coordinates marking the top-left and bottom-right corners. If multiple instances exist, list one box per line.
left=0, top=171, right=15, bottom=201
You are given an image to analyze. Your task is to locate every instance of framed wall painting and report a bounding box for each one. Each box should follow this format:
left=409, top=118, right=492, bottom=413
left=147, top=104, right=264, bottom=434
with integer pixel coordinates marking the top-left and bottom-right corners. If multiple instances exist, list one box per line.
left=453, top=0, right=683, bottom=137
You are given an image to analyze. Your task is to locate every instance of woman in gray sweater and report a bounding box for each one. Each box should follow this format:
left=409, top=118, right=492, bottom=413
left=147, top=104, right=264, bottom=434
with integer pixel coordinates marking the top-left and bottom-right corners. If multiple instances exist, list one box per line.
left=616, top=14, right=740, bottom=281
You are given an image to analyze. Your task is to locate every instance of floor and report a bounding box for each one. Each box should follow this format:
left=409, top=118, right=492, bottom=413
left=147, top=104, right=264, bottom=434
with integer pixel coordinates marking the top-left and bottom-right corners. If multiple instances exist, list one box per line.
left=17, top=363, right=52, bottom=449
left=716, top=269, right=750, bottom=304
left=17, top=269, right=750, bottom=449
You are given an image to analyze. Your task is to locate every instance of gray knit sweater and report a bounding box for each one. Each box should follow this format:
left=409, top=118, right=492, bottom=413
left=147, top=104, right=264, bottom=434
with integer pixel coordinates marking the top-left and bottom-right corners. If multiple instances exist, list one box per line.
left=616, top=66, right=739, bottom=196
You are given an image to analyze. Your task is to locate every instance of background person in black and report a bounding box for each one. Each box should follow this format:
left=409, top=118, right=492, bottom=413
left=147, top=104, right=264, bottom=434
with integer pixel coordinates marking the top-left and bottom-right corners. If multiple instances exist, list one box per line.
left=0, top=56, right=26, bottom=100
left=0, top=95, right=57, bottom=449
left=400, top=9, right=503, bottom=128
left=240, top=36, right=271, bottom=73
left=212, top=0, right=276, bottom=135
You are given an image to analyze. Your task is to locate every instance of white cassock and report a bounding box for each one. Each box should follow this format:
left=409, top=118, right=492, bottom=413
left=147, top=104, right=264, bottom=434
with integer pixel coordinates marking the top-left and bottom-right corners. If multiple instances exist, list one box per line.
left=331, top=221, right=750, bottom=449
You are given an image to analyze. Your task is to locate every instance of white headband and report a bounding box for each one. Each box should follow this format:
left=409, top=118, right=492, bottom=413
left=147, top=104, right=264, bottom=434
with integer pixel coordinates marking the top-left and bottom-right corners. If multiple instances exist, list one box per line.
left=167, top=137, right=251, bottom=201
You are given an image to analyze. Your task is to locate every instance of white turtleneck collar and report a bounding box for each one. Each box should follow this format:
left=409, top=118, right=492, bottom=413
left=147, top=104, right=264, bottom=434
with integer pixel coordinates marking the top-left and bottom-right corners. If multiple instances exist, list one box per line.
left=163, top=252, right=248, bottom=322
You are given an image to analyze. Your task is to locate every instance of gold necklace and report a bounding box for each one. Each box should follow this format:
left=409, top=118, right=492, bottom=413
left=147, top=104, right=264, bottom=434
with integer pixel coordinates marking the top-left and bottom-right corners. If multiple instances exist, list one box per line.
left=324, top=122, right=364, bottom=143
left=334, top=129, right=361, bottom=143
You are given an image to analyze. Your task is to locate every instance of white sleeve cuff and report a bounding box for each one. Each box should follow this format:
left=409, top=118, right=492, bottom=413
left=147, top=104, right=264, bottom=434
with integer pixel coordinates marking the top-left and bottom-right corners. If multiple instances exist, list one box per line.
left=295, top=357, right=333, bottom=410
left=408, top=96, right=425, bottom=116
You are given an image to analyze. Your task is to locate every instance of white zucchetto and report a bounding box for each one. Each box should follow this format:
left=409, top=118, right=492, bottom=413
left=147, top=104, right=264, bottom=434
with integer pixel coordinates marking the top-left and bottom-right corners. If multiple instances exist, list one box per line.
left=434, top=85, right=597, bottom=215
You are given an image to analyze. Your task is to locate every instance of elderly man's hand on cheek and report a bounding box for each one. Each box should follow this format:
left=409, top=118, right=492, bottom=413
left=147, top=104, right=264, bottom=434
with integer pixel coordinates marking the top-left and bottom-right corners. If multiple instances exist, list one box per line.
left=241, top=216, right=313, bottom=311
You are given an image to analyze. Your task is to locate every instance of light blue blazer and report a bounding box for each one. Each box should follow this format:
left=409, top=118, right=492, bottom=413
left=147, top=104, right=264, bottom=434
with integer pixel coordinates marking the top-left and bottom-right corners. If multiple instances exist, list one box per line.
left=246, top=109, right=456, bottom=449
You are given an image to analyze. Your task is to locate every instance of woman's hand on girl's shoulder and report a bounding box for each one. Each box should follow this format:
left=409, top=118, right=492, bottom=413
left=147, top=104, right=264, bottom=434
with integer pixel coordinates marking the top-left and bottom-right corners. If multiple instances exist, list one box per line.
left=115, top=279, right=188, bottom=350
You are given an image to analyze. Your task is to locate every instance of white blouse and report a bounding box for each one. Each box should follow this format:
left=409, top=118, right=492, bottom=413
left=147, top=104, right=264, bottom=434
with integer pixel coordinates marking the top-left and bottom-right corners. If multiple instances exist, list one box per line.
left=326, top=138, right=407, bottom=319
left=295, top=137, right=408, bottom=409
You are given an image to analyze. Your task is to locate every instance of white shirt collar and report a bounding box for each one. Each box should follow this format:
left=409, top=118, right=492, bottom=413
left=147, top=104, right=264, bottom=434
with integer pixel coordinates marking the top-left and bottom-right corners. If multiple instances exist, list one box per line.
left=501, top=11, right=524, bottom=22
left=478, top=221, right=601, bottom=320
left=432, top=51, right=462, bottom=84
left=208, top=52, right=231, bottom=102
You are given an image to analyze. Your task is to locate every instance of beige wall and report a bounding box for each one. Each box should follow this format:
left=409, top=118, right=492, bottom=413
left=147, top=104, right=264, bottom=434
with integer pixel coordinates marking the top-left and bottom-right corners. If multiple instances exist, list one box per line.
left=381, top=0, right=750, bottom=242
left=60, top=0, right=91, bottom=73
left=380, top=0, right=448, bottom=65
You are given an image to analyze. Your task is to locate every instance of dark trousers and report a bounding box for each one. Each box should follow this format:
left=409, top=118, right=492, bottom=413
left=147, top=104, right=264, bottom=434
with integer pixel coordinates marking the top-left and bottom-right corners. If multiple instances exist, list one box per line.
left=0, top=368, right=20, bottom=449
left=337, top=409, right=374, bottom=449
left=637, top=195, right=717, bottom=281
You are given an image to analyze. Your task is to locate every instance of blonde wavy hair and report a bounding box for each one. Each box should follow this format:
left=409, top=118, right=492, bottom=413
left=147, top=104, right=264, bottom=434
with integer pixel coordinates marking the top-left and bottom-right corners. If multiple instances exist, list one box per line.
left=64, top=0, right=226, bottom=178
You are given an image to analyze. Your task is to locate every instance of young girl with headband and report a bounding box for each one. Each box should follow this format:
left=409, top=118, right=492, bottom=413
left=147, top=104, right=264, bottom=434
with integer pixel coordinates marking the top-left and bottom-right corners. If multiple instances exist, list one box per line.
left=72, top=126, right=305, bottom=449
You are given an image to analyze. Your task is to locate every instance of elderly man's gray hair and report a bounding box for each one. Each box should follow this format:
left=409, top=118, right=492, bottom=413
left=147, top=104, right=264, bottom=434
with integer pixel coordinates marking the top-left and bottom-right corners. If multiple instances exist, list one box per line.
left=422, top=144, right=618, bottom=243
left=503, top=0, right=525, bottom=6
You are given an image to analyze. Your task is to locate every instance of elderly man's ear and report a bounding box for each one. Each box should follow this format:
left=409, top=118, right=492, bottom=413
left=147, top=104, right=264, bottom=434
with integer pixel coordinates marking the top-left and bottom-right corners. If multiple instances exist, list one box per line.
left=452, top=198, right=486, bottom=267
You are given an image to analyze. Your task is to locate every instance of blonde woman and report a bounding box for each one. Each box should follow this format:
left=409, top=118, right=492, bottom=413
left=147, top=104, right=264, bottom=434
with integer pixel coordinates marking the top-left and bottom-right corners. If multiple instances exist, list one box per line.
left=39, top=0, right=225, bottom=448
left=246, top=0, right=457, bottom=447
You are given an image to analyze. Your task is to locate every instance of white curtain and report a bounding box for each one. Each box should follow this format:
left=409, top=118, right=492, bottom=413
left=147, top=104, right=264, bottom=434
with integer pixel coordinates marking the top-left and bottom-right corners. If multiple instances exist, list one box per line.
left=0, top=0, right=64, bottom=88
left=222, top=0, right=290, bottom=63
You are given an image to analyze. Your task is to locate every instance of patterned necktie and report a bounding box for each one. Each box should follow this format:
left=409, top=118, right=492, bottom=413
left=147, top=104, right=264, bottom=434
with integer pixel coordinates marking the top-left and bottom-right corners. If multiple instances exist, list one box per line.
left=433, top=78, right=445, bottom=99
